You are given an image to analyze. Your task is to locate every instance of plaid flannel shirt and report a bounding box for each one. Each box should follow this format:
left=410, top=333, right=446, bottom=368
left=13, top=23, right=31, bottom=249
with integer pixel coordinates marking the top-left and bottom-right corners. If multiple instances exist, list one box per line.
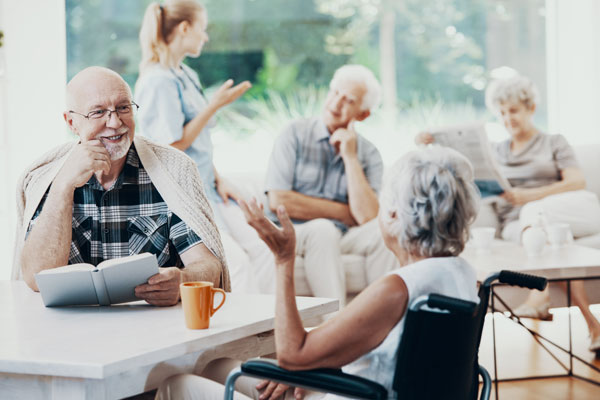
left=27, top=144, right=202, bottom=267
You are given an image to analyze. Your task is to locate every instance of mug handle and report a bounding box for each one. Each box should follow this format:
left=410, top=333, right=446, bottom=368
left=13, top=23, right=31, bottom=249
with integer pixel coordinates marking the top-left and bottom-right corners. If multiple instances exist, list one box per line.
left=210, top=288, right=226, bottom=316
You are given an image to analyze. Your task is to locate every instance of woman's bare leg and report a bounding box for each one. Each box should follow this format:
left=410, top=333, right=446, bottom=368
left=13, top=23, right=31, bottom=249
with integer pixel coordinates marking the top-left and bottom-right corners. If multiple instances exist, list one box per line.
left=560, top=280, right=600, bottom=341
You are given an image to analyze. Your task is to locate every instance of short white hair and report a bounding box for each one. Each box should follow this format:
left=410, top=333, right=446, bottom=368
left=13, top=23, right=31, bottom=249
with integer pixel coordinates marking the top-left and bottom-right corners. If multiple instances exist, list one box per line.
left=330, top=64, right=382, bottom=111
left=485, top=74, right=540, bottom=115
left=380, top=146, right=480, bottom=257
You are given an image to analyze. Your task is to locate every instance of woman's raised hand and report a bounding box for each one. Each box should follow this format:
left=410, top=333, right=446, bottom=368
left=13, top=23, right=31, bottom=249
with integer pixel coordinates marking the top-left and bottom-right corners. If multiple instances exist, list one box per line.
left=238, top=198, right=296, bottom=265
left=210, top=79, right=252, bottom=109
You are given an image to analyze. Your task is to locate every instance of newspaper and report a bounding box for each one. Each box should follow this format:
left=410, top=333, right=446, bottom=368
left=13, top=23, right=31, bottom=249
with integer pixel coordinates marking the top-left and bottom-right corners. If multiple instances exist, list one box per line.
left=429, top=122, right=511, bottom=198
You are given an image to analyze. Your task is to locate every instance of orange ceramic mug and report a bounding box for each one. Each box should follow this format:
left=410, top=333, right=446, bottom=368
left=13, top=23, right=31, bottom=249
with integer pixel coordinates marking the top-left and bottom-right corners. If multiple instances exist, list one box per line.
left=180, top=282, right=226, bottom=329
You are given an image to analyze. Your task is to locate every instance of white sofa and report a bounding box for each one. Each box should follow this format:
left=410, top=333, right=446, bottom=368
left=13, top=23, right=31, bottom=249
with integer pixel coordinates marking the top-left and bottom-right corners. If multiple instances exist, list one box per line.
left=230, top=144, right=600, bottom=300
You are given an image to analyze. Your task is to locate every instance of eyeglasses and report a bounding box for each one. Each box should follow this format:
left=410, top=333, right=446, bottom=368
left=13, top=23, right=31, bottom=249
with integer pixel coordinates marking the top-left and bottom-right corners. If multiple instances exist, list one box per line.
left=69, top=102, right=139, bottom=120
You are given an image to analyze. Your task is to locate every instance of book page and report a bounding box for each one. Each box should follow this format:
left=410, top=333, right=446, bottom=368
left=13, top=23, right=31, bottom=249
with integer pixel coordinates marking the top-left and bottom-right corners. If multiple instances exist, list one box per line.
left=429, top=122, right=511, bottom=195
left=36, top=263, right=94, bottom=274
left=35, top=267, right=99, bottom=307
left=99, top=253, right=159, bottom=304
left=91, top=271, right=111, bottom=306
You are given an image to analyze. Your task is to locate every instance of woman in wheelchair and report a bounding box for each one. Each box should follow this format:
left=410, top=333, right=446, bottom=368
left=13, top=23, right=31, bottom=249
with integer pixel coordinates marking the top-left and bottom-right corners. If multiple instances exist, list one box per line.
left=155, top=146, right=481, bottom=399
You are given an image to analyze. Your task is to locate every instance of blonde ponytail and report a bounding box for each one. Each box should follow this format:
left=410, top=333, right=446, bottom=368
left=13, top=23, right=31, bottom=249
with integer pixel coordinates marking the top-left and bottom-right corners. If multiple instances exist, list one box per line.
left=139, top=0, right=205, bottom=74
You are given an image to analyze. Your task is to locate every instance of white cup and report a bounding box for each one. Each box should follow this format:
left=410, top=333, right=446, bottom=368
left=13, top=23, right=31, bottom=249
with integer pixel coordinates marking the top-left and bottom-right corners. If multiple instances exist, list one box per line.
left=471, top=227, right=496, bottom=252
left=522, top=226, right=546, bottom=257
left=546, top=223, right=570, bottom=247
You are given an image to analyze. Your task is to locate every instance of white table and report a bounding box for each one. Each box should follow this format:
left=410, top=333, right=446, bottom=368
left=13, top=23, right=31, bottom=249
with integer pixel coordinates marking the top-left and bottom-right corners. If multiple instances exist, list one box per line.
left=0, top=281, right=338, bottom=399
left=461, top=240, right=600, bottom=281
left=461, top=241, right=600, bottom=396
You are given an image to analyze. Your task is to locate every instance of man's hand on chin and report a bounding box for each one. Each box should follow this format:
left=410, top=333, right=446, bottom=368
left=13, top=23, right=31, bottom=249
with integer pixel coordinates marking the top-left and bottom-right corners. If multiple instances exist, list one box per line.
left=135, top=267, right=182, bottom=306
left=329, top=119, right=358, bottom=159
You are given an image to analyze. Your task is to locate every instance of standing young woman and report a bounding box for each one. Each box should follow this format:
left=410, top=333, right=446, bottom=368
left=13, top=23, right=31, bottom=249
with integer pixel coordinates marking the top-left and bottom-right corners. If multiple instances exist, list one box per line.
left=135, top=0, right=270, bottom=293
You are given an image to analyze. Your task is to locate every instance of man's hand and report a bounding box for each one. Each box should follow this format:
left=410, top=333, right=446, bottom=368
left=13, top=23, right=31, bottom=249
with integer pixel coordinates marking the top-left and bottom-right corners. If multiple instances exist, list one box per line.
left=54, top=140, right=111, bottom=191
left=501, top=187, right=539, bottom=206
left=210, top=79, right=252, bottom=109
left=215, top=176, right=242, bottom=204
left=135, top=267, right=182, bottom=306
left=329, top=120, right=358, bottom=160
left=239, top=198, right=296, bottom=265
left=256, top=380, right=305, bottom=400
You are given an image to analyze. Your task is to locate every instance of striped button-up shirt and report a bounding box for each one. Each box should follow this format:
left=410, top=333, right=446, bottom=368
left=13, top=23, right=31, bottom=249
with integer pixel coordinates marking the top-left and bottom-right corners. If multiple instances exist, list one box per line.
left=265, top=117, right=383, bottom=231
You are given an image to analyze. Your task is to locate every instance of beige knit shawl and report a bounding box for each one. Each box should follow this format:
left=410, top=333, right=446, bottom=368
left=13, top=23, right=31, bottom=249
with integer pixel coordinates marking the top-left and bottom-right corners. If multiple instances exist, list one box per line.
left=12, top=136, right=231, bottom=291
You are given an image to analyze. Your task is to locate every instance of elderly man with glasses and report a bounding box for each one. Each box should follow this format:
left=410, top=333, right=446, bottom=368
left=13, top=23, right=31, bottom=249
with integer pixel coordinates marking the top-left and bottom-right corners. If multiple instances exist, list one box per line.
left=14, top=66, right=230, bottom=305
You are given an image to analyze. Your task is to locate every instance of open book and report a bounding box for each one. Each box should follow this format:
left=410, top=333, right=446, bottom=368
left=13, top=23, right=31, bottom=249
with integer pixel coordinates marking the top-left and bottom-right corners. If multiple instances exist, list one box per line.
left=429, top=122, right=511, bottom=198
left=35, top=253, right=159, bottom=307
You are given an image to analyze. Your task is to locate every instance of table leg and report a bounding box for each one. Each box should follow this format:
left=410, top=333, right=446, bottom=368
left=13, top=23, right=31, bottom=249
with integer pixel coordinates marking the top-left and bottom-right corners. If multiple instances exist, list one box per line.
left=490, top=280, right=600, bottom=387
left=192, top=330, right=276, bottom=374
left=567, top=279, right=573, bottom=376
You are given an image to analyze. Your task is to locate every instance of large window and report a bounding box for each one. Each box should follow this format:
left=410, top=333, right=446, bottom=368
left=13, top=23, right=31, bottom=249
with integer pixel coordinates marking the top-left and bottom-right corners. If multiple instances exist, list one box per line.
left=66, top=0, right=547, bottom=170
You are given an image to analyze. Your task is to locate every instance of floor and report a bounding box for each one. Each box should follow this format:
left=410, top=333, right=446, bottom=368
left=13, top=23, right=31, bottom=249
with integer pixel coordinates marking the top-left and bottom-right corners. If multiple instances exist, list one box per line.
left=479, top=304, right=600, bottom=399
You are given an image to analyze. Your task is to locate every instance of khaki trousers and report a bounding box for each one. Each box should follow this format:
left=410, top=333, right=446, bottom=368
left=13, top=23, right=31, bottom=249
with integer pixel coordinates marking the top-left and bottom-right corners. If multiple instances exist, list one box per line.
left=294, top=218, right=399, bottom=308
left=217, top=202, right=277, bottom=294
left=501, top=190, right=600, bottom=242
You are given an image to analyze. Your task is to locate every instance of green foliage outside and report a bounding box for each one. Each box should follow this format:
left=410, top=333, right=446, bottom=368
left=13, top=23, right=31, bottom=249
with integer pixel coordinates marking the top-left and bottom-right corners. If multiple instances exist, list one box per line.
left=65, top=0, right=546, bottom=144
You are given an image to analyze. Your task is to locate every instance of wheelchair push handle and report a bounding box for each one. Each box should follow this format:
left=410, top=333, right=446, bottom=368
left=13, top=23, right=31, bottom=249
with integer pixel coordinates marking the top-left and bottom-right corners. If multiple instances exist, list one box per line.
left=498, top=270, right=547, bottom=291
left=427, top=293, right=477, bottom=314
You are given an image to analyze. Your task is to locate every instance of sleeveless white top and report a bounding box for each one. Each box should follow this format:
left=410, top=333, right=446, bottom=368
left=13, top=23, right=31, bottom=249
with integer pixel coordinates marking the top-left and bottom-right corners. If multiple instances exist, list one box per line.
left=325, top=256, right=478, bottom=399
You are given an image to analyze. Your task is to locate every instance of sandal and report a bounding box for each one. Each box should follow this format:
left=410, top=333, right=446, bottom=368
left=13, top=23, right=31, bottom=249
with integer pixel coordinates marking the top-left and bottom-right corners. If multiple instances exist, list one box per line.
left=511, top=302, right=553, bottom=321
left=589, top=335, right=600, bottom=355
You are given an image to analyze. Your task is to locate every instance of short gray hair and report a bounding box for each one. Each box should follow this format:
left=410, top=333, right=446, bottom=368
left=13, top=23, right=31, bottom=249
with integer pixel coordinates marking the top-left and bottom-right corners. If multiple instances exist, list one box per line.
left=485, top=74, right=540, bottom=115
left=380, top=146, right=480, bottom=257
left=330, top=64, right=382, bottom=112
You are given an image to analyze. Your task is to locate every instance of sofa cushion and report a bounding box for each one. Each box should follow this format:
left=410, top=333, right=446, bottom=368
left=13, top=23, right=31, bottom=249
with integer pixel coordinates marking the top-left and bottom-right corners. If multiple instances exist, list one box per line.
left=574, top=145, right=600, bottom=199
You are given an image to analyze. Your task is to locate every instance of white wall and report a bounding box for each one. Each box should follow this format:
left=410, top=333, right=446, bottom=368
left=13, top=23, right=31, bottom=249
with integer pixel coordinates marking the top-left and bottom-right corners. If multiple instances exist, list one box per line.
left=546, top=0, right=600, bottom=145
left=0, top=0, right=67, bottom=279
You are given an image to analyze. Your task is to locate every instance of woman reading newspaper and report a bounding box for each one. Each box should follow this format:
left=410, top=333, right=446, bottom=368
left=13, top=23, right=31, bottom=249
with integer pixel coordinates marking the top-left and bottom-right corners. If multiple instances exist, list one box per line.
left=416, top=73, right=600, bottom=355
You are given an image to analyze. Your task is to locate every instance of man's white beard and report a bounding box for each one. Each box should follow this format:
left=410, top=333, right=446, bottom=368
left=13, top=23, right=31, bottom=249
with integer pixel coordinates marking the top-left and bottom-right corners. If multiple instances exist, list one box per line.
left=101, top=128, right=131, bottom=160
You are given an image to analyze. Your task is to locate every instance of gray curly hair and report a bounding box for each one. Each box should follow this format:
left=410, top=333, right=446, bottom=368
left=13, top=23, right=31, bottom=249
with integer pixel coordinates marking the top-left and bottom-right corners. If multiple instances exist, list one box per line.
left=485, top=74, right=540, bottom=115
left=380, top=146, right=480, bottom=257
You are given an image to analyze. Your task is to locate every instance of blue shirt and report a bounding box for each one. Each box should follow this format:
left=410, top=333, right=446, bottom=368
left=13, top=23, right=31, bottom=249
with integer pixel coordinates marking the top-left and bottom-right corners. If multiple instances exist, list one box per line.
left=265, top=117, right=383, bottom=231
left=135, top=64, right=220, bottom=205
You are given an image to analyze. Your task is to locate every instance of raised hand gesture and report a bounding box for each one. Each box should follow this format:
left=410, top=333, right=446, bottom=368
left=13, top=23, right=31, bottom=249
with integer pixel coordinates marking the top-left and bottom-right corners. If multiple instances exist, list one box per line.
left=238, top=198, right=296, bottom=265
left=209, top=79, right=252, bottom=109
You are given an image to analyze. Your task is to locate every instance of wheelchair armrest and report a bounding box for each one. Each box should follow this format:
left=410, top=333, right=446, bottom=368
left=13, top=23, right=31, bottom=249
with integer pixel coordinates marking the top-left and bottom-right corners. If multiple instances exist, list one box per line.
left=239, top=359, right=388, bottom=400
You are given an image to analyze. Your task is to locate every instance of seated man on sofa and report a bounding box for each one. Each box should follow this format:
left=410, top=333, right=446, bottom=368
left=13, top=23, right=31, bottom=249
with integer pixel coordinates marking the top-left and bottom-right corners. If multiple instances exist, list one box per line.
left=15, top=66, right=230, bottom=305
left=264, top=64, right=398, bottom=307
